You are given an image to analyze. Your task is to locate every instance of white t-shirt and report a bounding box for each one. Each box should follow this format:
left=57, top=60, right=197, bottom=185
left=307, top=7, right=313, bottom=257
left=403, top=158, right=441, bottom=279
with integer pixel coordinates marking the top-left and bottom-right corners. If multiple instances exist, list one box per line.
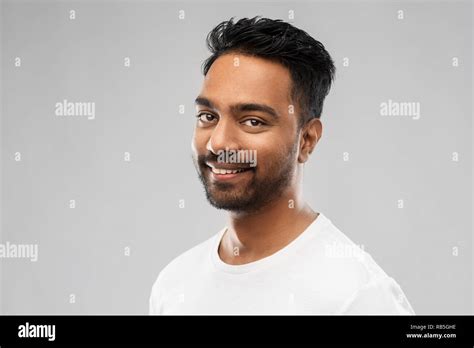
left=149, top=212, right=415, bottom=315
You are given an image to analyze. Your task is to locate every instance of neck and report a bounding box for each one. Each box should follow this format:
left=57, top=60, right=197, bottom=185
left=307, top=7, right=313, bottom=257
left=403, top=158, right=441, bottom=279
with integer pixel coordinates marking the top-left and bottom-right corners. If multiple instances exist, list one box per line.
left=219, top=185, right=319, bottom=265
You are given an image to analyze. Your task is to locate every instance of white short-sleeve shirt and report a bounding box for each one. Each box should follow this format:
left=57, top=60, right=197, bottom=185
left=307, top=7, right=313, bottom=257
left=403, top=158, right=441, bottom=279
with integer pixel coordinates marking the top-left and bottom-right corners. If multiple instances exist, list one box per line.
left=149, top=212, right=415, bottom=315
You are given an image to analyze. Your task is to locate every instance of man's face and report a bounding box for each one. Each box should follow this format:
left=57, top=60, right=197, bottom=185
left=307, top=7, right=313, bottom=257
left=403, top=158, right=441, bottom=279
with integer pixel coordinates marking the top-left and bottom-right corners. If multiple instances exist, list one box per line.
left=192, top=53, right=301, bottom=213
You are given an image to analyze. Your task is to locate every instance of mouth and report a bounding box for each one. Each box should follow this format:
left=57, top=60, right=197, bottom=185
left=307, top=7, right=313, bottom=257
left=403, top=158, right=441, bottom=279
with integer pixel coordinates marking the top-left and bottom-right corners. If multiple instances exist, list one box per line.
left=205, top=163, right=255, bottom=181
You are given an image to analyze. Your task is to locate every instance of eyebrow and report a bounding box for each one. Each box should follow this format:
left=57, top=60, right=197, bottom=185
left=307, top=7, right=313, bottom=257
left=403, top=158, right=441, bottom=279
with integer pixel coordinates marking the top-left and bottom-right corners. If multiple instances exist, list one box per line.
left=195, top=96, right=279, bottom=119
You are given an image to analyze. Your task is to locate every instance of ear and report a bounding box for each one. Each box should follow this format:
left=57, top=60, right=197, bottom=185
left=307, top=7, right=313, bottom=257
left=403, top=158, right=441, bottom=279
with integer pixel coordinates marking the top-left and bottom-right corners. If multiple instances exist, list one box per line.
left=298, top=118, right=322, bottom=163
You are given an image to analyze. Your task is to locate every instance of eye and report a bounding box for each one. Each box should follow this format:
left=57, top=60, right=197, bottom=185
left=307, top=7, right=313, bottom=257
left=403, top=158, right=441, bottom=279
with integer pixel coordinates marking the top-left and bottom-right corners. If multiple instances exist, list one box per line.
left=196, top=113, right=217, bottom=124
left=242, top=119, right=265, bottom=127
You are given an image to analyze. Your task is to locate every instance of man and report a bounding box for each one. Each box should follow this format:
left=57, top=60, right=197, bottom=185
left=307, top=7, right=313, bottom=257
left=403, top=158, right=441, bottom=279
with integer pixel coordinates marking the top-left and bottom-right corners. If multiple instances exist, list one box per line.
left=149, top=16, right=415, bottom=314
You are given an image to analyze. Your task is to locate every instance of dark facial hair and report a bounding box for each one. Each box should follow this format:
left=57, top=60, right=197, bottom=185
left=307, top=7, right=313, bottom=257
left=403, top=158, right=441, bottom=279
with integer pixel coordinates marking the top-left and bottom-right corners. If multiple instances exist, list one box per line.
left=193, top=139, right=299, bottom=214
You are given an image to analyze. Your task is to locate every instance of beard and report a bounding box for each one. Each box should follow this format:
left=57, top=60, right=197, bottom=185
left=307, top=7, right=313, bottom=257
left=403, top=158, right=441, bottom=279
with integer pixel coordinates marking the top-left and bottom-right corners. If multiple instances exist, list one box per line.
left=193, top=141, right=298, bottom=214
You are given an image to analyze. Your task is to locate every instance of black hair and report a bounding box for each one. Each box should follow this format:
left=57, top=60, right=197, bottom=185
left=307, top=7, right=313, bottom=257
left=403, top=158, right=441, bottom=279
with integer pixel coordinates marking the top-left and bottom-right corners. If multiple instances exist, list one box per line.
left=202, top=16, right=336, bottom=127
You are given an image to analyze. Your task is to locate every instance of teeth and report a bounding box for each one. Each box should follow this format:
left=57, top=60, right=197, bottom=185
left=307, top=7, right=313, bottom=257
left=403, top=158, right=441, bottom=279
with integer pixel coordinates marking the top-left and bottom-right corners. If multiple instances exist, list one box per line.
left=211, top=167, right=245, bottom=174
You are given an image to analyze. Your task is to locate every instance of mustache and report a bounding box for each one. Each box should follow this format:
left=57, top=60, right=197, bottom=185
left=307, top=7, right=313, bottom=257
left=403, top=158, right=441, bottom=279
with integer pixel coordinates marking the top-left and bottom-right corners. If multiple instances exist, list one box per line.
left=197, top=153, right=217, bottom=167
left=196, top=152, right=257, bottom=170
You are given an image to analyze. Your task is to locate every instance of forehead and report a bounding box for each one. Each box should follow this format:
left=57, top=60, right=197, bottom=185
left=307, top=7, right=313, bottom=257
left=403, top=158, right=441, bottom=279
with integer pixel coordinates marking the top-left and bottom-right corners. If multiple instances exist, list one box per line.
left=200, top=53, right=293, bottom=109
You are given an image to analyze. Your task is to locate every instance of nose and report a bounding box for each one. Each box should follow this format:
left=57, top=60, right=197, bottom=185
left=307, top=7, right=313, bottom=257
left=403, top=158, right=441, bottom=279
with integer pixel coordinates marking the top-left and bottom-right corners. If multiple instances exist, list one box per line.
left=206, top=118, right=239, bottom=155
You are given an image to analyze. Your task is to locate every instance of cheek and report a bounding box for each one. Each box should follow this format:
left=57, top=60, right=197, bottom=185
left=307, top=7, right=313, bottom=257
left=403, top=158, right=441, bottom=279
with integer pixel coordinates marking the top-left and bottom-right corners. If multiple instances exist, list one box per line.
left=251, top=139, right=289, bottom=170
left=261, top=124, right=299, bottom=159
left=192, top=128, right=207, bottom=154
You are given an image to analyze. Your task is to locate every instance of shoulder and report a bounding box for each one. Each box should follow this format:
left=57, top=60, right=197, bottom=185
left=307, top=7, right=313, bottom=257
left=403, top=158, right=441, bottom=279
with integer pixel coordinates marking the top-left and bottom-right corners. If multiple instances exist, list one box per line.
left=164, top=233, right=216, bottom=273
left=336, top=275, right=415, bottom=314
left=313, top=214, right=415, bottom=314
left=308, top=214, right=389, bottom=292
left=149, top=230, right=220, bottom=305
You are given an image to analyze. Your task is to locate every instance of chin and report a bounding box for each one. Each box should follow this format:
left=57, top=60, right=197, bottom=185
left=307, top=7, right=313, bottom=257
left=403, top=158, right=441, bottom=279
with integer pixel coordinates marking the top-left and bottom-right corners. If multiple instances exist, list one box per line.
left=207, top=194, right=254, bottom=212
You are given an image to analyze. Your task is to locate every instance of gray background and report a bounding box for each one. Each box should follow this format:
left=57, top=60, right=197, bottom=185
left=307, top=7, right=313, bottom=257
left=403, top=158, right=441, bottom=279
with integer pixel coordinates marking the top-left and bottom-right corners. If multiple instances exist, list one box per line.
left=0, top=0, right=472, bottom=314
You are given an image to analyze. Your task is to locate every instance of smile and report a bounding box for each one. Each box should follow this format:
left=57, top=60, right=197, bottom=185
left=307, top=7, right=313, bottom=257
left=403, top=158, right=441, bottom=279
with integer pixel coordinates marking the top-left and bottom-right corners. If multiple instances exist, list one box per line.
left=210, top=167, right=249, bottom=174
left=206, top=163, right=254, bottom=181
